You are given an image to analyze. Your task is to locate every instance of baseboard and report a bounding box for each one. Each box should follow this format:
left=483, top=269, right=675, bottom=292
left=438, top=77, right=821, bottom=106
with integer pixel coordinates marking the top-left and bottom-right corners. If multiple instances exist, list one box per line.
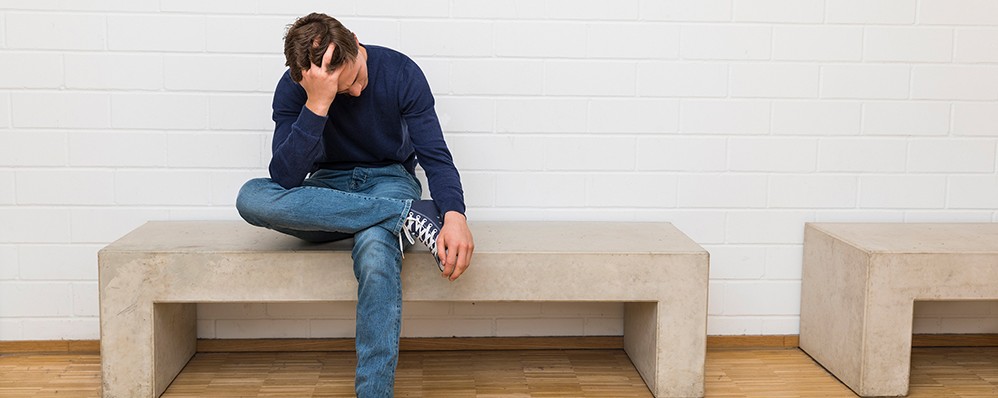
left=5, top=334, right=998, bottom=354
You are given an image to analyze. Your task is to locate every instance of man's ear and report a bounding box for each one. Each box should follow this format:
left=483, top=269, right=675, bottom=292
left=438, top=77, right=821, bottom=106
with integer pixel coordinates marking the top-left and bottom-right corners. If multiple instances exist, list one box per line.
left=354, top=34, right=360, bottom=45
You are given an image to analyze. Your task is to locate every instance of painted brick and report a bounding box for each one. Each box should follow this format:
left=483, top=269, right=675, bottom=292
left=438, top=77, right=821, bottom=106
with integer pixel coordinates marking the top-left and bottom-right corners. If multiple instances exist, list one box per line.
left=904, top=211, right=993, bottom=223
left=908, top=140, right=995, bottom=173
left=6, top=12, right=104, bottom=50
left=541, top=303, right=623, bottom=317
left=864, top=27, right=953, bottom=62
left=705, top=245, right=766, bottom=280
left=495, top=173, right=586, bottom=207
left=912, top=317, right=941, bottom=334
left=955, top=30, right=998, bottom=63
left=818, top=139, right=907, bottom=172
left=772, top=101, right=861, bottom=135
left=68, top=132, right=168, bottom=167
left=454, top=302, right=541, bottom=316
left=948, top=176, right=998, bottom=209
left=0, top=320, right=21, bottom=340
left=733, top=0, right=823, bottom=23
left=16, top=170, right=114, bottom=205
left=21, top=318, right=98, bottom=340
left=197, top=321, right=215, bottom=339
left=589, top=99, right=678, bottom=134
left=450, top=59, right=544, bottom=96
left=773, top=26, right=863, bottom=61
left=680, top=100, right=770, bottom=134
left=0, top=94, right=8, bottom=127
left=637, top=62, right=727, bottom=98
left=168, top=207, right=241, bottom=221
left=954, top=103, right=998, bottom=136
left=545, top=61, right=636, bottom=96
left=451, top=1, right=543, bottom=18
left=211, top=170, right=265, bottom=206
left=258, top=2, right=354, bottom=17
left=768, top=175, right=857, bottom=208
left=859, top=175, right=947, bottom=209
left=0, top=282, right=73, bottom=316
left=0, top=53, right=63, bottom=88
left=708, top=282, right=724, bottom=315
left=495, top=21, right=587, bottom=58
left=72, top=282, right=98, bottom=316
left=0, top=171, right=13, bottom=205
left=730, top=64, right=819, bottom=99
left=0, top=246, right=18, bottom=280
left=825, top=0, right=916, bottom=24
left=265, top=302, right=356, bottom=318
left=542, top=137, right=635, bottom=171
left=310, top=319, right=357, bottom=338
left=495, top=99, right=587, bottom=133
left=355, top=0, right=449, bottom=17
left=764, top=246, right=803, bottom=280
left=400, top=21, right=492, bottom=57
left=0, top=209, right=71, bottom=243
left=636, top=137, right=727, bottom=171
left=821, top=65, right=910, bottom=99
left=457, top=172, right=496, bottom=207
left=813, top=210, right=905, bottom=223
left=637, top=210, right=728, bottom=244
left=209, top=96, right=272, bottom=132
left=70, top=208, right=170, bottom=243
left=108, top=15, right=205, bottom=51
left=165, top=55, right=264, bottom=92
left=111, top=94, right=208, bottom=130
left=542, top=0, right=640, bottom=20
left=347, top=19, right=400, bottom=49
left=761, top=317, right=800, bottom=334
left=162, top=0, right=259, bottom=13
left=197, top=303, right=268, bottom=320
left=588, top=23, right=680, bottom=59
left=676, top=174, right=768, bottom=208
left=912, top=66, right=998, bottom=101
left=497, top=318, right=585, bottom=337
left=725, top=211, right=815, bottom=244
left=1, top=1, right=157, bottom=12
left=168, top=133, right=262, bottom=168
left=447, top=135, right=545, bottom=171
left=402, top=319, right=494, bottom=338
left=920, top=0, right=998, bottom=25
left=584, top=318, right=624, bottom=336
left=115, top=170, right=212, bottom=206
left=723, top=282, right=801, bottom=315
left=862, top=102, right=950, bottom=136
left=680, top=25, right=772, bottom=60
left=0, top=131, right=67, bottom=166
left=65, top=53, right=163, bottom=90
left=707, top=316, right=763, bottom=335
left=12, top=93, right=110, bottom=129
left=215, top=320, right=310, bottom=338
left=640, top=0, right=732, bottom=21
left=436, top=97, right=495, bottom=133
left=210, top=17, right=308, bottom=54
left=728, top=138, right=817, bottom=172
left=587, top=173, right=678, bottom=208
left=402, top=302, right=452, bottom=317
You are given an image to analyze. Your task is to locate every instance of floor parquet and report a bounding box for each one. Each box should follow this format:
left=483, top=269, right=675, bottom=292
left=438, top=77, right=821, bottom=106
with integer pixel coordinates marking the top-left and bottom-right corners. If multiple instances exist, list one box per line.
left=3, top=347, right=998, bottom=397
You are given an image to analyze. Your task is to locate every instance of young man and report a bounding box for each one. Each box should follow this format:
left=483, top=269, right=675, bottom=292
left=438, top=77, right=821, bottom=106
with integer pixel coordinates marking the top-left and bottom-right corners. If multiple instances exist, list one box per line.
left=235, top=12, right=474, bottom=397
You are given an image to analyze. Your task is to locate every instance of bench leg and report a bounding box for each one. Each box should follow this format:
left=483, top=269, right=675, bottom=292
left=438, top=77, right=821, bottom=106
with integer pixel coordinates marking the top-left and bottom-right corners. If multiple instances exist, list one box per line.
left=625, top=302, right=705, bottom=398
left=153, top=303, right=197, bottom=396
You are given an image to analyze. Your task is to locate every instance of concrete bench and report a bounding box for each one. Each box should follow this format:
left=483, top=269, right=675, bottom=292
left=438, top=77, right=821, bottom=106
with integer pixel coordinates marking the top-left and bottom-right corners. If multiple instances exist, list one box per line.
left=800, top=223, right=998, bottom=397
left=99, top=220, right=709, bottom=398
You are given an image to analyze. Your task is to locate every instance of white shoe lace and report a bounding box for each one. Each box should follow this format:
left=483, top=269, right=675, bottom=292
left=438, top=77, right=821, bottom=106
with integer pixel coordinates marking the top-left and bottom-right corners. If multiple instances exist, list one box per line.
left=401, top=213, right=441, bottom=269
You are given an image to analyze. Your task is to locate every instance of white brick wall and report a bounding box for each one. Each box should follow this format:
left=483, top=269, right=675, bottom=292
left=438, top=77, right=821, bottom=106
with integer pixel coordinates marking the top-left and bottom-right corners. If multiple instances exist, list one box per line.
left=3, top=2, right=998, bottom=341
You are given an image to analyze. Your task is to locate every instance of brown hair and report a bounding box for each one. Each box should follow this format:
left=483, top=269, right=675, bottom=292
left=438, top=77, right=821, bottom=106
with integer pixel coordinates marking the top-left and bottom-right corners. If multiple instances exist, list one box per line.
left=283, top=13, right=358, bottom=82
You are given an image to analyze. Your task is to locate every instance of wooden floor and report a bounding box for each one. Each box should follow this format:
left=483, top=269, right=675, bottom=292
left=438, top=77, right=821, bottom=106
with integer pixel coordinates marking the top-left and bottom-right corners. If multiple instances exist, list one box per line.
left=3, top=347, right=998, bottom=397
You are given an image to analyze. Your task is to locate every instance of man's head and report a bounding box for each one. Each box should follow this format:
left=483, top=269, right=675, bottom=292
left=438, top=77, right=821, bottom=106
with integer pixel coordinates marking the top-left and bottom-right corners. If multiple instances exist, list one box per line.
left=284, top=13, right=359, bottom=83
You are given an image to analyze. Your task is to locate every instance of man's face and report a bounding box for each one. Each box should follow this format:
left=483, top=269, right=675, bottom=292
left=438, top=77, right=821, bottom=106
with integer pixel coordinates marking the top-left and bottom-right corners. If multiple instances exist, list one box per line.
left=335, top=48, right=368, bottom=97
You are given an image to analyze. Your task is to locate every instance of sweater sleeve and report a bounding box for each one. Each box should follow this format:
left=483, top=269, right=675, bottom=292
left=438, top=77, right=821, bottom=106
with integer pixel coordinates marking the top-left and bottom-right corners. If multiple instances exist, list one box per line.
left=269, top=71, right=328, bottom=189
left=398, top=60, right=466, bottom=216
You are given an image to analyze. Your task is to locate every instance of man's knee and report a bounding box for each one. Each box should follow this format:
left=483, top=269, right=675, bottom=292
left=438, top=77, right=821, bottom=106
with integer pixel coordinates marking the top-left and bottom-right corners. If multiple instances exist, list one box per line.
left=352, top=227, right=401, bottom=279
left=236, top=178, right=277, bottom=225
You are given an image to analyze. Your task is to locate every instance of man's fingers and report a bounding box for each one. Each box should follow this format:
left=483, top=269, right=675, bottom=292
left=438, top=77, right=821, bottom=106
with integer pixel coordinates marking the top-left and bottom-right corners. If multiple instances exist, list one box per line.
left=321, top=43, right=335, bottom=70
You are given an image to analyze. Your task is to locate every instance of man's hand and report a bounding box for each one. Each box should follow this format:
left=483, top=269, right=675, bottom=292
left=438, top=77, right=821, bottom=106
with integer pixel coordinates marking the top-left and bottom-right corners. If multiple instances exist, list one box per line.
left=300, top=44, right=340, bottom=116
left=437, top=211, right=474, bottom=281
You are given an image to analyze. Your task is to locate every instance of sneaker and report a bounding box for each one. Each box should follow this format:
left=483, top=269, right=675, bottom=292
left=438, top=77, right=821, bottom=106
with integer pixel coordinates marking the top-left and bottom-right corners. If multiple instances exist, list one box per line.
left=403, top=200, right=444, bottom=271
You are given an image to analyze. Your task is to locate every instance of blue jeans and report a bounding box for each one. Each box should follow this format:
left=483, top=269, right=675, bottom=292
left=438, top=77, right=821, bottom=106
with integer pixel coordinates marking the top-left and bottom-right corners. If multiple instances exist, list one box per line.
left=236, top=164, right=420, bottom=398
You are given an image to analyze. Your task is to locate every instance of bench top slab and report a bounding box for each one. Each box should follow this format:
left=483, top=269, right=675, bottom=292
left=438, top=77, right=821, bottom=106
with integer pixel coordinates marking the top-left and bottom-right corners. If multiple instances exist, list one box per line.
left=102, top=221, right=706, bottom=255
left=808, top=223, right=998, bottom=254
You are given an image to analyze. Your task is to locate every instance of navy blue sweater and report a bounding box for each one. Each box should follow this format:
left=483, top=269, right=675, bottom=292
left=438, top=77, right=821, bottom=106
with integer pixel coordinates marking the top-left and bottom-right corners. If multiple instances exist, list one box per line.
left=269, top=44, right=465, bottom=216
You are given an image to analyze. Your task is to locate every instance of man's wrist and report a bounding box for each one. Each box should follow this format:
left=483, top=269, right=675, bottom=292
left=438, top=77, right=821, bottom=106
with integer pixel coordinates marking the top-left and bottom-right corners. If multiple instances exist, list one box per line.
left=444, top=211, right=466, bottom=223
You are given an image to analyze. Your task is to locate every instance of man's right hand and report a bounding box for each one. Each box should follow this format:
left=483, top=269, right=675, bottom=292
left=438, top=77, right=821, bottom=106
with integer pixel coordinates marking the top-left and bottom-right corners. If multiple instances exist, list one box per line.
left=300, top=44, right=340, bottom=117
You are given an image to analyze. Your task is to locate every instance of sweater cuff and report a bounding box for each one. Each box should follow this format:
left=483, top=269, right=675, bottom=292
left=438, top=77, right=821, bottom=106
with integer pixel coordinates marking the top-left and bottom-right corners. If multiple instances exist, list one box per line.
left=295, top=105, right=328, bottom=135
left=436, top=198, right=466, bottom=218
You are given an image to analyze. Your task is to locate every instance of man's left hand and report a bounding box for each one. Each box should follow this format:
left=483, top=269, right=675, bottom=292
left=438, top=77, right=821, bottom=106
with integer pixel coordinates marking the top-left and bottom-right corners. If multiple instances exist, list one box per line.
left=437, top=211, right=474, bottom=281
